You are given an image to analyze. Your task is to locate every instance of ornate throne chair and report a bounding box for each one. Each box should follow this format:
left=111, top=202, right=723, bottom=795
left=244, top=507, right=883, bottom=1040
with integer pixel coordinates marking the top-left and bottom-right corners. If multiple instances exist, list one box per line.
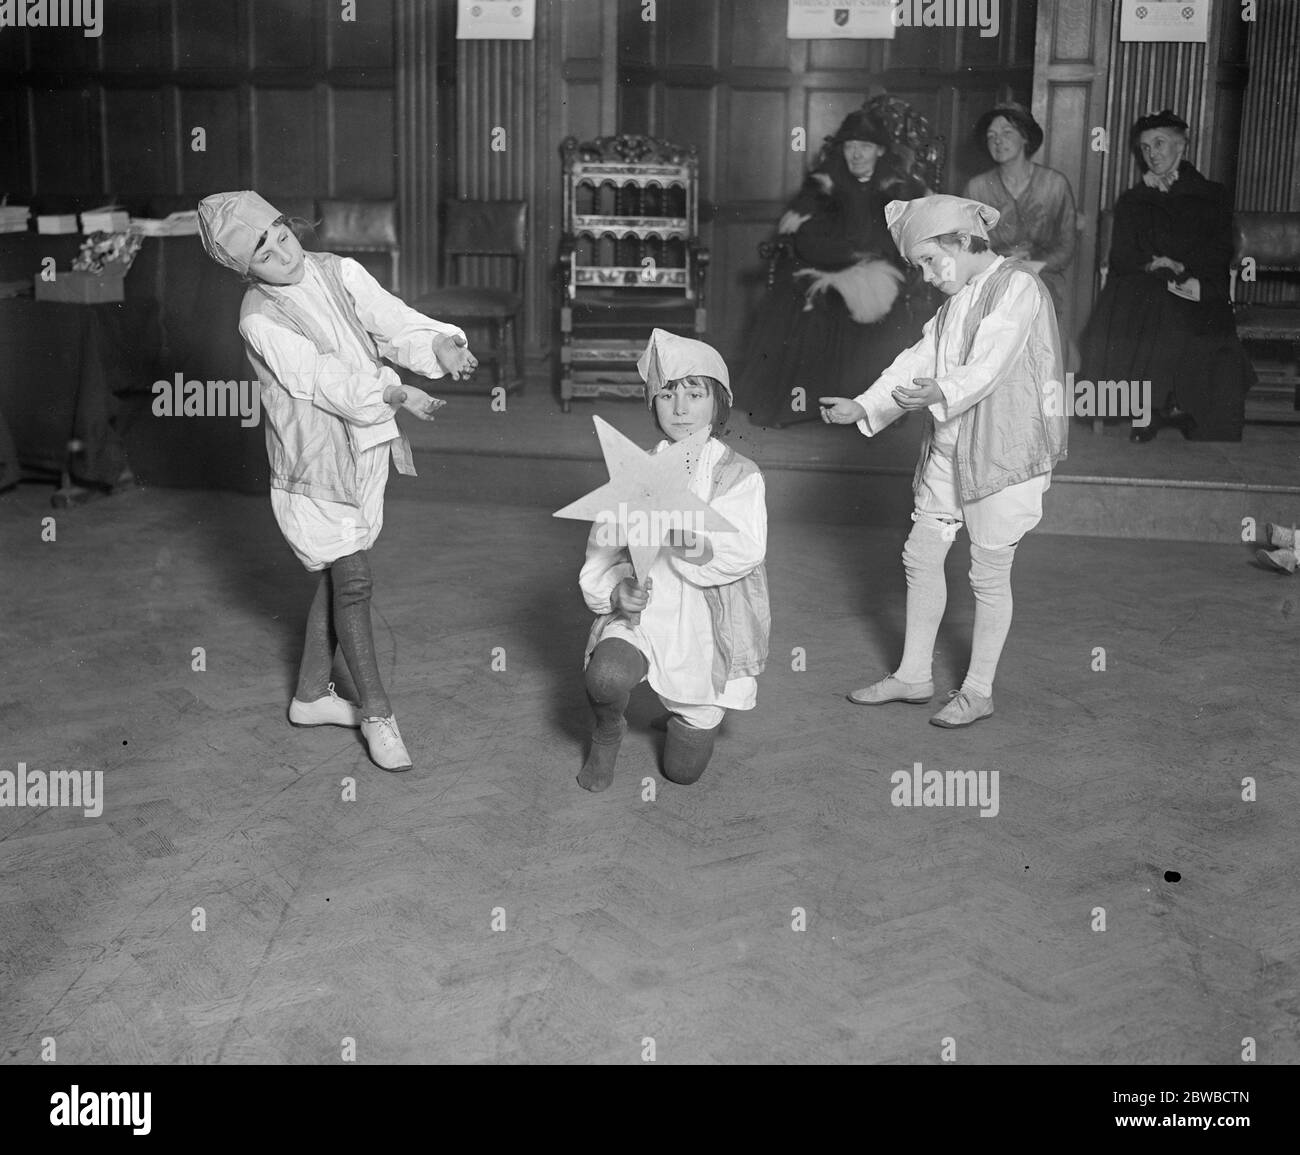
left=558, top=134, right=709, bottom=411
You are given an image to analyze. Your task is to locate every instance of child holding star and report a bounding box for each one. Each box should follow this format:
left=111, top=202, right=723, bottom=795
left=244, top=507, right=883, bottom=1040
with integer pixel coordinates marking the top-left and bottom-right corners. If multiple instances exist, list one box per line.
left=820, top=194, right=1068, bottom=727
left=197, top=190, right=477, bottom=772
left=576, top=329, right=770, bottom=792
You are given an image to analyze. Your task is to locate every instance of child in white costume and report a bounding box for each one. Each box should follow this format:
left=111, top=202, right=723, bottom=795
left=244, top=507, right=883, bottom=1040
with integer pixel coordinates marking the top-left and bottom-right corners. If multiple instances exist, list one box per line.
left=577, top=329, right=770, bottom=791
left=198, top=190, right=477, bottom=771
left=820, top=194, right=1068, bottom=727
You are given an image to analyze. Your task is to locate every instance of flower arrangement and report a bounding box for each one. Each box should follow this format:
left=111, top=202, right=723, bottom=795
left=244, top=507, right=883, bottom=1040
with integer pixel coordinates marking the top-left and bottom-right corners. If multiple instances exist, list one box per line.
left=71, top=230, right=143, bottom=275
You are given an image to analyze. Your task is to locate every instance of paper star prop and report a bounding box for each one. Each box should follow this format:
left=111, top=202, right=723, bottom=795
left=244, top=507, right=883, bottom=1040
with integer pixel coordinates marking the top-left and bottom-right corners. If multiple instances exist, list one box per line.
left=554, top=416, right=738, bottom=585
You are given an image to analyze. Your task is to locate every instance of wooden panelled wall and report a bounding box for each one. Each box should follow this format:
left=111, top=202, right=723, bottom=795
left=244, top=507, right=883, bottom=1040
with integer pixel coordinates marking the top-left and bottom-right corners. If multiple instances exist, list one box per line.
left=1235, top=0, right=1300, bottom=213
left=0, top=0, right=398, bottom=212
left=538, top=0, right=1037, bottom=363
left=2, top=0, right=1291, bottom=361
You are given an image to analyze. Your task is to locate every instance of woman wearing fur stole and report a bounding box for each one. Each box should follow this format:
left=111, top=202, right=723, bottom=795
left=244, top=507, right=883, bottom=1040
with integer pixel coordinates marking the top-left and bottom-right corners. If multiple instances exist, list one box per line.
left=741, top=107, right=929, bottom=428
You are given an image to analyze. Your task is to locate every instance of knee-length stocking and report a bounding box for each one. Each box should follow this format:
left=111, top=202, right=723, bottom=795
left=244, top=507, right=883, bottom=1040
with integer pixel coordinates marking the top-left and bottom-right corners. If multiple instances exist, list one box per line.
left=332, top=550, right=391, bottom=718
left=961, top=542, right=1017, bottom=698
left=894, top=518, right=955, bottom=684
left=295, top=571, right=337, bottom=702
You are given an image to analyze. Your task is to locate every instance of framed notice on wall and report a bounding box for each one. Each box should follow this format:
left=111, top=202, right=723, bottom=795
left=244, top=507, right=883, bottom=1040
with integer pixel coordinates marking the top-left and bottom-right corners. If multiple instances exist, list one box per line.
left=787, top=0, right=897, bottom=39
left=457, top=0, right=536, bottom=40
left=1120, top=0, right=1210, bottom=42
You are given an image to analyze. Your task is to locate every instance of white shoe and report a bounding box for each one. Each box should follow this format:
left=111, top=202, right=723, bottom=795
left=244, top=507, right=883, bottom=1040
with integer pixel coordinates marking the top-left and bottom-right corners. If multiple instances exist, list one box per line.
left=929, top=689, right=994, bottom=728
left=361, top=714, right=413, bottom=772
left=847, top=674, right=934, bottom=705
left=289, top=682, right=361, bottom=728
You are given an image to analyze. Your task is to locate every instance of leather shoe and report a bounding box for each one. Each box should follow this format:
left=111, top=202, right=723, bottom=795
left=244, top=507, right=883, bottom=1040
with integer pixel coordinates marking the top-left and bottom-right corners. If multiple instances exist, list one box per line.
left=1257, top=547, right=1297, bottom=574
left=361, top=715, right=414, bottom=772
left=289, top=683, right=361, bottom=728
left=929, top=689, right=994, bottom=728
left=847, top=675, right=934, bottom=705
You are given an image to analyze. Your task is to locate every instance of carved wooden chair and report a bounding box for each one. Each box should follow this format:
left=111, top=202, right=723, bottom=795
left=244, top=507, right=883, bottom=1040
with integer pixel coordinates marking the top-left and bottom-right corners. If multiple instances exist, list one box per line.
left=558, top=134, right=708, bottom=411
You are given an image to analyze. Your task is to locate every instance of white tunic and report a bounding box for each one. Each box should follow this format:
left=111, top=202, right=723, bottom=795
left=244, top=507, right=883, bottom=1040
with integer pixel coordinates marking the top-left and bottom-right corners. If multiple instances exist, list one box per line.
left=240, top=258, right=464, bottom=570
left=852, top=255, right=1050, bottom=549
left=580, top=436, right=768, bottom=711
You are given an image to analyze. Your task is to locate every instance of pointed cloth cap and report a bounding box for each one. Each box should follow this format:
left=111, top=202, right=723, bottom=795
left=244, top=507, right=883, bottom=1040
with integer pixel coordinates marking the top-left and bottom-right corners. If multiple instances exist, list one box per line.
left=884, top=194, right=1001, bottom=260
left=636, top=328, right=732, bottom=408
left=197, top=190, right=282, bottom=276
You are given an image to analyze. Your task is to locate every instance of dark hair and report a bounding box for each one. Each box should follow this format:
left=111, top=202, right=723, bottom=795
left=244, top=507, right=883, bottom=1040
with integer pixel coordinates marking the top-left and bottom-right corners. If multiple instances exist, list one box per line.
left=931, top=231, right=990, bottom=254
left=650, top=375, right=730, bottom=438
left=974, top=104, right=1044, bottom=158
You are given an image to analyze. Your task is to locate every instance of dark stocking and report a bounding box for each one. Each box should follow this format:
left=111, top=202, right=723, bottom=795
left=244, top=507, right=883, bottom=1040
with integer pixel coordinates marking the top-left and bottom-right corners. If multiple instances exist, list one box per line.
left=332, top=550, right=391, bottom=719
left=663, top=715, right=719, bottom=785
left=295, top=571, right=337, bottom=702
left=578, top=638, right=648, bottom=792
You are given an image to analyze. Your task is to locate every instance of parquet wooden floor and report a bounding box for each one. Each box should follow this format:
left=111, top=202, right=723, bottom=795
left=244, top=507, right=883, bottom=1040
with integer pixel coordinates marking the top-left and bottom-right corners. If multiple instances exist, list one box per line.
left=1, top=480, right=1296, bottom=1064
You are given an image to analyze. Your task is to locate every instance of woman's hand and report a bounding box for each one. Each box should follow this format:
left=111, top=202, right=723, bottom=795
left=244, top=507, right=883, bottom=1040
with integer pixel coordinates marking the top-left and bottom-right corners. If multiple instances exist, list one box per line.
left=818, top=397, right=867, bottom=425
left=891, top=377, right=943, bottom=410
left=611, top=576, right=652, bottom=615
left=432, top=332, right=478, bottom=380
left=779, top=210, right=812, bottom=235
left=1145, top=255, right=1186, bottom=277
left=1022, top=259, right=1046, bottom=274
left=793, top=266, right=833, bottom=301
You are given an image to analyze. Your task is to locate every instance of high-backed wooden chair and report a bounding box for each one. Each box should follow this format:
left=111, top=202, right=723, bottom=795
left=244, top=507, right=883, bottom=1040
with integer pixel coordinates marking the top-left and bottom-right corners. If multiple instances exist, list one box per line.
left=1230, top=211, right=1300, bottom=419
left=558, top=134, right=708, bottom=411
left=413, top=200, right=527, bottom=392
left=316, top=199, right=401, bottom=291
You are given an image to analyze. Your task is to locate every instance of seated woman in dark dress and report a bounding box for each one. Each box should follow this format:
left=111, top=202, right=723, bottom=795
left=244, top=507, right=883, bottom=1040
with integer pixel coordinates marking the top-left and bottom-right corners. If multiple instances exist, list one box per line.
left=741, top=108, right=929, bottom=428
left=1080, top=110, right=1255, bottom=442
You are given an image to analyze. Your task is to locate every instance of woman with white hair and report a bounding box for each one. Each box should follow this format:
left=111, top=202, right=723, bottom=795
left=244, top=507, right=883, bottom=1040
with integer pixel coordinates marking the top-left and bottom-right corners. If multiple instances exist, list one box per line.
left=1080, top=110, right=1254, bottom=442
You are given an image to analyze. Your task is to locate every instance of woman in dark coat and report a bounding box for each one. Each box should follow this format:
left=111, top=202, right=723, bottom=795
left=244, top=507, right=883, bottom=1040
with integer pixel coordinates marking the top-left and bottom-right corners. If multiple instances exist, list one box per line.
left=1080, top=110, right=1255, bottom=442
left=741, top=108, right=929, bottom=428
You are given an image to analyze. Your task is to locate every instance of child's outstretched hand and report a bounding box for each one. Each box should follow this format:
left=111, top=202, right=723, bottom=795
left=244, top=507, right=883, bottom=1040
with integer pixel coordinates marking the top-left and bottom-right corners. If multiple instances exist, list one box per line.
left=818, top=397, right=867, bottom=425
left=432, top=332, right=478, bottom=380
left=612, top=576, right=652, bottom=616
left=391, top=386, right=446, bottom=421
left=892, top=377, right=943, bottom=409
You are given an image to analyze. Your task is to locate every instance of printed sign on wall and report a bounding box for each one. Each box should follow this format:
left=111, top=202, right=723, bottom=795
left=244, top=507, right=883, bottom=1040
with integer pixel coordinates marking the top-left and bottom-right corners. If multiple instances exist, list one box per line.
left=787, top=0, right=897, bottom=39
left=1120, top=0, right=1210, bottom=43
left=458, top=0, right=536, bottom=41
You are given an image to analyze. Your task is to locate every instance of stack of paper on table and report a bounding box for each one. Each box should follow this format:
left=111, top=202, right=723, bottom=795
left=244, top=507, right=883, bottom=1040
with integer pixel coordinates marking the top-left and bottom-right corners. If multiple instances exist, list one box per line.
left=128, top=210, right=200, bottom=237
left=0, top=204, right=29, bottom=234
left=81, top=205, right=131, bottom=234
left=37, top=214, right=79, bottom=234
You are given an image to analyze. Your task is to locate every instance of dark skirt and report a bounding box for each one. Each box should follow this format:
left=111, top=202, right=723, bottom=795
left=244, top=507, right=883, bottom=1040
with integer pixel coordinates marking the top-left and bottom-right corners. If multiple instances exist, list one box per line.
left=738, top=254, right=932, bottom=428
left=1080, top=273, right=1255, bottom=442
